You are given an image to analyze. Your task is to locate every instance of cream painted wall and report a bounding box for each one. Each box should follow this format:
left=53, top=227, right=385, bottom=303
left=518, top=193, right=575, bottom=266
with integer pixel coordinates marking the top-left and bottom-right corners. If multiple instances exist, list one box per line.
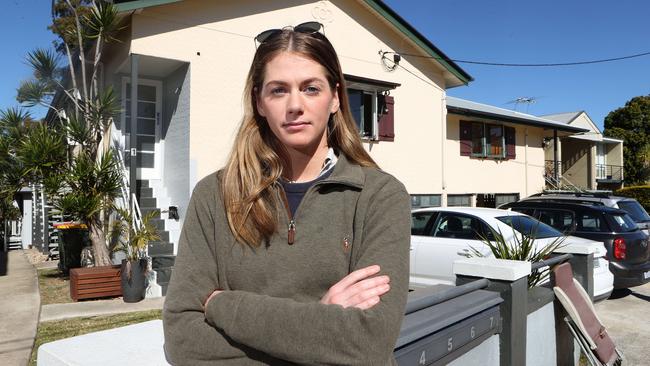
left=127, top=0, right=448, bottom=193
left=445, top=114, right=546, bottom=198
left=561, top=138, right=593, bottom=189
left=606, top=142, right=624, bottom=168
left=569, top=113, right=601, bottom=137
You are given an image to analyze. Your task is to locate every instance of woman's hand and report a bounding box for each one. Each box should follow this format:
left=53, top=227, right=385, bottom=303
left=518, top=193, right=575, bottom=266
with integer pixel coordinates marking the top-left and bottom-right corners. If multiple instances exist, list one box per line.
left=320, top=265, right=390, bottom=310
left=203, top=289, right=223, bottom=310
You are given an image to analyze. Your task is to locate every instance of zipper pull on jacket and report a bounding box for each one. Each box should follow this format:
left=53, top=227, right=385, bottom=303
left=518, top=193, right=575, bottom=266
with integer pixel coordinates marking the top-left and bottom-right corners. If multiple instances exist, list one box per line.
left=288, top=219, right=296, bottom=245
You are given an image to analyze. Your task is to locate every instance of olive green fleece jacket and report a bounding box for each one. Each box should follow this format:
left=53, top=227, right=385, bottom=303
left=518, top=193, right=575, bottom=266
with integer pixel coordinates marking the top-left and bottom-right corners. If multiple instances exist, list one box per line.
left=163, top=155, right=411, bottom=365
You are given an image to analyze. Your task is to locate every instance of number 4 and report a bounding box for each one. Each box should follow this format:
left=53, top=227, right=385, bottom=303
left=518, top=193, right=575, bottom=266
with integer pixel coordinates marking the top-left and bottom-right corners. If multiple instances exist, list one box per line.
left=419, top=350, right=426, bottom=365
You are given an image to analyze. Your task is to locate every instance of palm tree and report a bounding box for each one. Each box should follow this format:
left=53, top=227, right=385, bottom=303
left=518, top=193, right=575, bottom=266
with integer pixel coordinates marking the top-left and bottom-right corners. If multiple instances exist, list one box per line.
left=17, top=1, right=124, bottom=266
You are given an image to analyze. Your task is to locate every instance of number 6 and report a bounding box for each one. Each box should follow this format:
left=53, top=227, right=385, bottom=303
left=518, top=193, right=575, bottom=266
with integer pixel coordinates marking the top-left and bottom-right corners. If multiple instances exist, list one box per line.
left=470, top=326, right=475, bottom=339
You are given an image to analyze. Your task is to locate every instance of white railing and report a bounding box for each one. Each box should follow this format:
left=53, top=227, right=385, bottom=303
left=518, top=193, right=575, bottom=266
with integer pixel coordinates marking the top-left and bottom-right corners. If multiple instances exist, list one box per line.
left=104, top=121, right=144, bottom=232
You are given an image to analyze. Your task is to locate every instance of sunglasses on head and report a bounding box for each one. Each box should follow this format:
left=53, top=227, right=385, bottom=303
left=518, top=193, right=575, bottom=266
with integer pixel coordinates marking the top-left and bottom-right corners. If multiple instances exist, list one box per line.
left=254, top=21, right=324, bottom=47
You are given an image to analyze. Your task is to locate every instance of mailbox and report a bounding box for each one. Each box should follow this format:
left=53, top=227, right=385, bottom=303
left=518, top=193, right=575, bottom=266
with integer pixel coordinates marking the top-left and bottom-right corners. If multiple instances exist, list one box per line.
left=395, top=283, right=502, bottom=365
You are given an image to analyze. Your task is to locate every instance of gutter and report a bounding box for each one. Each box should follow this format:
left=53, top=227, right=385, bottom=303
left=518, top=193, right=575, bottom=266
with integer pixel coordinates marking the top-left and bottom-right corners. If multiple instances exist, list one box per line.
left=446, top=106, right=590, bottom=133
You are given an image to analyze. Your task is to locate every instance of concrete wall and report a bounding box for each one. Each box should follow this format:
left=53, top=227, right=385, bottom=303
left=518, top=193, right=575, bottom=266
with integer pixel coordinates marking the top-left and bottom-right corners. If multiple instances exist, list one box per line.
left=447, top=334, right=499, bottom=366
left=127, top=0, right=448, bottom=194
left=526, top=302, right=557, bottom=366
left=161, top=64, right=191, bottom=219
left=445, top=114, right=547, bottom=199
left=561, top=138, right=593, bottom=189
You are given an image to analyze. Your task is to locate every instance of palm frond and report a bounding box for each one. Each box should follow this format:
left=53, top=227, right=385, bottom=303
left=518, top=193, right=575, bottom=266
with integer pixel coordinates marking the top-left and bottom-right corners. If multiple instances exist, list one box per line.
left=16, top=80, right=54, bottom=108
left=84, top=2, right=121, bottom=42
left=470, top=222, right=567, bottom=288
left=26, top=48, right=61, bottom=82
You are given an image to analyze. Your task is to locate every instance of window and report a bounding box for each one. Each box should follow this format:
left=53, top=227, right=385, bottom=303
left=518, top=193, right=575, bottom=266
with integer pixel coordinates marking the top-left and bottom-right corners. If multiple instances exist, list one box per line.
left=411, top=211, right=436, bottom=236
left=495, top=193, right=520, bottom=207
left=432, top=213, right=490, bottom=240
left=345, top=75, right=398, bottom=141
left=460, top=121, right=516, bottom=160
left=447, top=194, right=471, bottom=207
left=348, top=89, right=374, bottom=138
left=496, top=215, right=562, bottom=239
left=576, top=212, right=605, bottom=232
left=609, top=213, right=637, bottom=232
left=617, top=201, right=650, bottom=222
left=533, top=209, right=575, bottom=233
left=411, top=194, right=442, bottom=208
left=488, top=124, right=504, bottom=157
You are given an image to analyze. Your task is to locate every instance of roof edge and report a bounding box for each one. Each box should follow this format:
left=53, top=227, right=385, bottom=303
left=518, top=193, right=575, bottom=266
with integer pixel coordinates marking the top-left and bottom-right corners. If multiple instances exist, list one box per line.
left=362, top=0, right=473, bottom=86
left=447, top=105, right=590, bottom=133
left=114, top=0, right=182, bottom=13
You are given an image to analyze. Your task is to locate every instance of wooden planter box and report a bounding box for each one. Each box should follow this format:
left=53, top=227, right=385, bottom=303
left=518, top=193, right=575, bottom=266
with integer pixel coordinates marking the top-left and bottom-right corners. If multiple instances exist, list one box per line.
left=70, top=265, right=122, bottom=301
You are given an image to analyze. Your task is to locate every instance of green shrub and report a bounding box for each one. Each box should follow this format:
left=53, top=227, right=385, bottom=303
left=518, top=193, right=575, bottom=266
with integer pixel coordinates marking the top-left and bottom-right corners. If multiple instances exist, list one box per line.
left=615, top=185, right=650, bottom=211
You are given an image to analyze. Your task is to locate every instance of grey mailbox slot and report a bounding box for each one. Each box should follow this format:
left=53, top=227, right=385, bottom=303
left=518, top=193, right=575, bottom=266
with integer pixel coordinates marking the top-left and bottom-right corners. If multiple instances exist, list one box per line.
left=394, top=283, right=503, bottom=365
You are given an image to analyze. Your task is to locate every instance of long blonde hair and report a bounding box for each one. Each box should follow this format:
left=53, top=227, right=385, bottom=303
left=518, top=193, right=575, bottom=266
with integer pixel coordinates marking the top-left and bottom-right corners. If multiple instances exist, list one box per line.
left=222, top=29, right=377, bottom=247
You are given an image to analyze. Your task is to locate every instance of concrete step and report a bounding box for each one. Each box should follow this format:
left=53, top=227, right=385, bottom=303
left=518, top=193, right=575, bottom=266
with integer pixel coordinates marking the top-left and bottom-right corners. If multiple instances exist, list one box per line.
left=150, top=218, right=165, bottom=231
left=138, top=187, right=153, bottom=199
left=141, top=208, right=161, bottom=219
left=148, top=242, right=174, bottom=256
left=136, top=180, right=149, bottom=189
left=158, top=231, right=169, bottom=242
left=152, top=255, right=175, bottom=269
left=139, top=197, right=157, bottom=208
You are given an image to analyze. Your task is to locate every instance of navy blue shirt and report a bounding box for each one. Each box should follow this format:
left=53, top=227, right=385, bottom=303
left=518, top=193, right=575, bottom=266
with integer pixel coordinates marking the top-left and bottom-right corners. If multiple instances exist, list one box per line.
left=281, top=168, right=333, bottom=217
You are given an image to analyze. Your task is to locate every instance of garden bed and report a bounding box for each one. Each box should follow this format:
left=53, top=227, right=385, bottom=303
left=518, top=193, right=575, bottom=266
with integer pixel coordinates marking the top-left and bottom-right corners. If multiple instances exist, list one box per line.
left=37, top=268, right=73, bottom=305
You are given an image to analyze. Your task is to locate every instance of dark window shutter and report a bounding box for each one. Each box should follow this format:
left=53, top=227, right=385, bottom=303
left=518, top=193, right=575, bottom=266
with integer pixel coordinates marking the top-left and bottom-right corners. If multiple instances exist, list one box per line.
left=505, top=126, right=516, bottom=159
left=378, top=96, right=394, bottom=141
left=459, top=121, right=472, bottom=156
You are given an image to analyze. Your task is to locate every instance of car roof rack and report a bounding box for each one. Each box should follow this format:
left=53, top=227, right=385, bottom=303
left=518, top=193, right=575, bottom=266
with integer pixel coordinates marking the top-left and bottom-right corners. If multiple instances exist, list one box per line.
left=531, top=190, right=614, bottom=199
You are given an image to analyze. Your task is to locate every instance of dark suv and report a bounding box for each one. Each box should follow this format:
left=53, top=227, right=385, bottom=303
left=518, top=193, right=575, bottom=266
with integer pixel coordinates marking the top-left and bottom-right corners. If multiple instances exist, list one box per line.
left=522, top=191, right=650, bottom=234
left=499, top=200, right=650, bottom=289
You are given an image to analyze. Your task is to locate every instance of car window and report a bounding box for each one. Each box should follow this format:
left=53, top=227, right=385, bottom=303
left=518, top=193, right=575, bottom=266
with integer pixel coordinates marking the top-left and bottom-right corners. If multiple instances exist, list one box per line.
left=617, top=201, right=650, bottom=222
left=609, top=213, right=638, bottom=232
left=496, top=215, right=562, bottom=239
left=411, top=211, right=436, bottom=236
left=534, top=209, right=575, bottom=233
left=432, top=214, right=486, bottom=240
left=576, top=212, right=606, bottom=232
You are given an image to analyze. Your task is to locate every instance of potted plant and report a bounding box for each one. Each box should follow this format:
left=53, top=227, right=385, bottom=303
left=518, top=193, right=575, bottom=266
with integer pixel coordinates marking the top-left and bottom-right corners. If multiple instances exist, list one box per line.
left=111, top=207, right=160, bottom=302
left=469, top=225, right=566, bottom=288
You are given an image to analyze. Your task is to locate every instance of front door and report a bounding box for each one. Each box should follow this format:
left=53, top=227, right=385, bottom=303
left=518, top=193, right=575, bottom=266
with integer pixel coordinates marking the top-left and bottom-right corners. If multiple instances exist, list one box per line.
left=122, top=78, right=162, bottom=180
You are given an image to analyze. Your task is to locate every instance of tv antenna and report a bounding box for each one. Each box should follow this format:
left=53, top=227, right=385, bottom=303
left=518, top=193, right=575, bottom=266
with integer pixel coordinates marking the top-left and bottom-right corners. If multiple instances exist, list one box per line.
left=506, top=96, right=540, bottom=113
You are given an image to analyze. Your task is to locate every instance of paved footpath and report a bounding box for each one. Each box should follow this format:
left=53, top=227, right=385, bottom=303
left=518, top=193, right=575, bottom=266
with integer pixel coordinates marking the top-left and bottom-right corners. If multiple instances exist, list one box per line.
left=40, top=296, right=164, bottom=322
left=0, top=250, right=40, bottom=366
left=595, top=281, right=650, bottom=366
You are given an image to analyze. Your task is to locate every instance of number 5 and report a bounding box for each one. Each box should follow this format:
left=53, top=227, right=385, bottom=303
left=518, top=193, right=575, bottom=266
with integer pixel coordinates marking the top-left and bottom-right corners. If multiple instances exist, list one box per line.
left=447, top=337, right=453, bottom=352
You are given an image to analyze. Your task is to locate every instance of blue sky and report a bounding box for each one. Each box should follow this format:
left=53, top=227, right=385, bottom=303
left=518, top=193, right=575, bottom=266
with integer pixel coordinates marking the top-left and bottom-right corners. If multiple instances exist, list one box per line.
left=2, top=1, right=649, bottom=131
left=1, top=0, right=56, bottom=119
left=384, top=0, right=650, bottom=130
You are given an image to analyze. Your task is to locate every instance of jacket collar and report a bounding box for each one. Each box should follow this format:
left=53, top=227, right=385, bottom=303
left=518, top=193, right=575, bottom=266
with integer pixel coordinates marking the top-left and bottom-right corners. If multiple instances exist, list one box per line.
left=319, top=153, right=365, bottom=189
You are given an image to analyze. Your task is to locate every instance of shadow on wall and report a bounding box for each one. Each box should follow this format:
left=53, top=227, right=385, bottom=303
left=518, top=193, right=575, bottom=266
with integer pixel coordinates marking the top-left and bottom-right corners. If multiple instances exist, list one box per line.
left=0, top=250, right=7, bottom=276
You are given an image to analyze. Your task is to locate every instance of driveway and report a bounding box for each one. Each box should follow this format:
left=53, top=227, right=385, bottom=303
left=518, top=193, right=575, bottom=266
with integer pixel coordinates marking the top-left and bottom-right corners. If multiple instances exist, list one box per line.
left=595, top=281, right=650, bottom=366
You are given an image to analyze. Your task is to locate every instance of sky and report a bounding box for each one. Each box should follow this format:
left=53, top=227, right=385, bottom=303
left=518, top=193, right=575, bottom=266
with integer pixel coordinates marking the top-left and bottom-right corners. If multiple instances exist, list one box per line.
left=1, top=1, right=649, bottom=131
left=383, top=0, right=650, bottom=130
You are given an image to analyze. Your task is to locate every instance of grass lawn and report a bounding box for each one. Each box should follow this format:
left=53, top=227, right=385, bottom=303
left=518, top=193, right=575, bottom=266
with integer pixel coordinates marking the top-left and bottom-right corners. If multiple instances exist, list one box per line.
left=30, top=309, right=162, bottom=366
left=37, top=268, right=73, bottom=305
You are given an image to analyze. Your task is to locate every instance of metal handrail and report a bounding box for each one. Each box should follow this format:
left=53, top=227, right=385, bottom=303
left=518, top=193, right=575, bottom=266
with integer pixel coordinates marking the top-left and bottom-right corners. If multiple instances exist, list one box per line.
left=531, top=253, right=573, bottom=271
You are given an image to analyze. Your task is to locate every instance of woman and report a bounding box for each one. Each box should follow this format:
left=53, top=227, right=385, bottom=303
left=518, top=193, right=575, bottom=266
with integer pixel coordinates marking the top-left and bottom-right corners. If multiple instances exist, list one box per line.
left=163, top=21, right=411, bottom=365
